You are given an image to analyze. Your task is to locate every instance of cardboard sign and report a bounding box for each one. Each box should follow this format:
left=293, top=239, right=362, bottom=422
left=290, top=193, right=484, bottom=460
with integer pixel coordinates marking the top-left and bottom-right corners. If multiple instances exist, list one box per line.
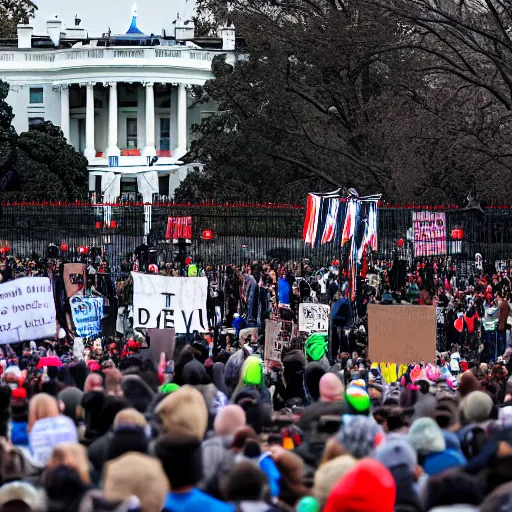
left=148, top=328, right=176, bottom=362
left=63, top=263, right=87, bottom=298
left=264, top=319, right=283, bottom=362
left=367, top=304, right=436, bottom=365
left=0, top=277, right=56, bottom=344
left=131, top=272, right=208, bottom=334
left=70, top=296, right=104, bottom=339
left=73, top=337, right=84, bottom=360
left=299, top=303, right=330, bottom=333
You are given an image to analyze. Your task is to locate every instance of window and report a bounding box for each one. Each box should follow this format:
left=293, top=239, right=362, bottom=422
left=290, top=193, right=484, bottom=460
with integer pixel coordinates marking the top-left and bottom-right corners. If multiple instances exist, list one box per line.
left=126, top=118, right=137, bottom=148
left=160, top=118, right=170, bottom=151
left=29, top=87, right=44, bottom=104
left=159, top=175, right=169, bottom=197
left=28, top=117, right=44, bottom=131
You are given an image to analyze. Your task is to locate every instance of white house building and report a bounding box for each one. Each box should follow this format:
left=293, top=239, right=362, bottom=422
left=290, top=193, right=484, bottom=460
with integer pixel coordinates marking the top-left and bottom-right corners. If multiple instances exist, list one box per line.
left=0, top=8, right=236, bottom=202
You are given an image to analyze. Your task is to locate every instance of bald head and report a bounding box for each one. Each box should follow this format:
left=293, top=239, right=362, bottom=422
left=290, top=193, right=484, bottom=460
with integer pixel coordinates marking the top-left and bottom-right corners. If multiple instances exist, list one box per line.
left=214, top=405, right=246, bottom=437
left=84, top=373, right=104, bottom=393
left=319, top=373, right=344, bottom=402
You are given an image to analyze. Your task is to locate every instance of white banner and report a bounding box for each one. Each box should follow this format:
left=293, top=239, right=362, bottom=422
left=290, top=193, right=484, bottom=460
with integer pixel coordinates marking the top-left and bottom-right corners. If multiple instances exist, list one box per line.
left=131, top=272, right=208, bottom=333
left=298, top=303, right=330, bottom=333
left=0, top=277, right=56, bottom=344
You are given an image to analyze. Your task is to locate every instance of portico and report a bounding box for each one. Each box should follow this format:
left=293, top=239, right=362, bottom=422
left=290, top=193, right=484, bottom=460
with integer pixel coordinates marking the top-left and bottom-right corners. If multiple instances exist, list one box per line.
left=59, top=81, right=190, bottom=164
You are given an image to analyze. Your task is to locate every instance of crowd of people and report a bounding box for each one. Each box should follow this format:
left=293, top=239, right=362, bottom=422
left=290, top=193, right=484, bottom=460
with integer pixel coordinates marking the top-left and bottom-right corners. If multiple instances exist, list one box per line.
left=3, top=247, right=512, bottom=510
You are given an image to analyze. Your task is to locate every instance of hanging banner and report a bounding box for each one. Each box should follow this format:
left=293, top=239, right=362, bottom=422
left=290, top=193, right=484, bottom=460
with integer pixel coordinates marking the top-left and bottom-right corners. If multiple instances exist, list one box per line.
left=298, top=303, right=330, bottom=333
left=131, top=272, right=208, bottom=333
left=0, top=277, right=56, bottom=344
left=413, top=212, right=447, bottom=256
left=70, top=296, right=104, bottom=339
left=165, top=216, right=192, bottom=240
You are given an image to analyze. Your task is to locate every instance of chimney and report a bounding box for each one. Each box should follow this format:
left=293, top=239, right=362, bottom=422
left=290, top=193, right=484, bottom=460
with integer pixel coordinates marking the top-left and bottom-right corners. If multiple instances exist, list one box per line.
left=47, top=17, right=63, bottom=47
left=220, top=23, right=235, bottom=51
left=17, top=24, right=33, bottom=48
left=175, top=14, right=195, bottom=41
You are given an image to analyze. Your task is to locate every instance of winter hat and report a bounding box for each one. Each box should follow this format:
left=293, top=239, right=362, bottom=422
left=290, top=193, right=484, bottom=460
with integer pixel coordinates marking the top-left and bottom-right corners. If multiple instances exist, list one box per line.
left=155, top=433, right=203, bottom=489
left=268, top=445, right=309, bottom=500
left=337, top=414, right=384, bottom=459
left=57, top=387, right=83, bottom=424
left=424, top=471, right=482, bottom=510
left=458, top=371, right=482, bottom=398
left=408, top=417, right=446, bottom=454
left=121, top=375, right=155, bottom=413
left=155, top=385, right=208, bottom=440
left=319, top=373, right=344, bottom=402
left=345, top=384, right=371, bottom=414
left=313, top=455, right=357, bottom=508
left=422, top=449, right=466, bottom=476
left=305, top=333, right=328, bottom=362
left=0, top=481, right=46, bottom=511
left=103, top=452, right=169, bottom=512
left=374, top=434, right=417, bottom=472
left=461, top=391, right=493, bottom=424
left=159, top=383, right=180, bottom=394
left=108, top=426, right=149, bottom=462
left=324, top=459, right=396, bottom=512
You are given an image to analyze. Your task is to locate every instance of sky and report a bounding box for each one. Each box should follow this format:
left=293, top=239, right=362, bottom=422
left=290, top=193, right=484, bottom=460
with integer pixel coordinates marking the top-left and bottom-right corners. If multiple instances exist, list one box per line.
left=32, top=0, right=193, bottom=36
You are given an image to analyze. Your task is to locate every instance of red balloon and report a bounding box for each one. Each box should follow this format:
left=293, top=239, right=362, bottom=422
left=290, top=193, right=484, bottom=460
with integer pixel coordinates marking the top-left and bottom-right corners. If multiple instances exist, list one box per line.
left=185, top=257, right=192, bottom=266
left=397, top=238, right=404, bottom=248
left=60, top=243, right=68, bottom=252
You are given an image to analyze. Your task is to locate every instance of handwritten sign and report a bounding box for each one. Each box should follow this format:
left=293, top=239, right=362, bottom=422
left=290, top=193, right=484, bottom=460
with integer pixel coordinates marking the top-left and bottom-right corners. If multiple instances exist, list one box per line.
left=264, top=319, right=283, bottom=362
left=0, top=277, right=56, bottom=344
left=299, top=303, right=330, bottom=333
left=70, top=296, right=104, bottom=339
left=367, top=304, right=436, bottom=365
left=131, top=273, right=208, bottom=334
left=63, top=263, right=86, bottom=298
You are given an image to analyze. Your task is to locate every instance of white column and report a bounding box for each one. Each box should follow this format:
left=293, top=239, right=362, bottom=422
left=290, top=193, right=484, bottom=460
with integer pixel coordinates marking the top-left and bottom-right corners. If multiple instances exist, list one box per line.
left=142, top=81, right=156, bottom=157
left=106, top=82, right=120, bottom=157
left=60, top=85, right=70, bottom=141
left=83, top=83, right=96, bottom=162
left=177, top=83, right=187, bottom=155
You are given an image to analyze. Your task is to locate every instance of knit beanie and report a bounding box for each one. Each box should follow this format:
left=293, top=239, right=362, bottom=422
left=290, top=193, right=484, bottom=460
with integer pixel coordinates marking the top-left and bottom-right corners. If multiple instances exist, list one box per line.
left=103, top=452, right=169, bottom=512
left=374, top=434, right=417, bottom=472
left=458, top=371, right=482, bottom=398
left=155, top=385, right=208, bottom=440
left=324, top=459, right=396, bottom=512
left=337, top=415, right=384, bottom=459
left=313, top=455, right=357, bottom=508
left=155, top=433, right=203, bottom=489
left=345, top=384, right=371, bottom=414
left=408, top=417, right=446, bottom=454
left=461, top=391, right=493, bottom=424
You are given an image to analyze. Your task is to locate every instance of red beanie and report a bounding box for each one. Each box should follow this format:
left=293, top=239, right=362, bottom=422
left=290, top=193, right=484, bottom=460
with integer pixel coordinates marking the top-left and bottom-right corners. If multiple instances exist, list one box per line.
left=324, top=459, right=396, bottom=512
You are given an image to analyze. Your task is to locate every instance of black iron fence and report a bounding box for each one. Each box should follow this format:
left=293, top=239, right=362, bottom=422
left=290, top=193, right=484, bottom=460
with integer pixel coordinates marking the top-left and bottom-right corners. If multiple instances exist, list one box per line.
left=1, top=203, right=512, bottom=272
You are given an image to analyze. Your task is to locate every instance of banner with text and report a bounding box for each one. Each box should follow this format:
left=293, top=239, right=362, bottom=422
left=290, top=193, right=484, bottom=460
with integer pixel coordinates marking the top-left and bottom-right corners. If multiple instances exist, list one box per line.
left=298, top=303, right=330, bottom=333
left=0, top=277, right=56, bottom=344
left=70, top=296, right=104, bottom=339
left=131, top=273, right=208, bottom=333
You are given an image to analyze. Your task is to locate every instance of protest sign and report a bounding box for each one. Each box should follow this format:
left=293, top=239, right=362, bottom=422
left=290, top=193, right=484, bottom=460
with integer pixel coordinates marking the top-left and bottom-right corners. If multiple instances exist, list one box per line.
left=264, top=319, right=283, bottom=362
left=298, top=303, right=330, bottom=333
left=63, top=263, right=86, bottom=298
left=73, top=337, right=84, bottom=360
left=148, top=328, right=176, bottom=362
left=131, top=272, right=208, bottom=334
left=70, top=296, right=104, bottom=339
left=367, top=304, right=436, bottom=364
left=0, top=277, right=56, bottom=344
left=412, top=212, right=447, bottom=257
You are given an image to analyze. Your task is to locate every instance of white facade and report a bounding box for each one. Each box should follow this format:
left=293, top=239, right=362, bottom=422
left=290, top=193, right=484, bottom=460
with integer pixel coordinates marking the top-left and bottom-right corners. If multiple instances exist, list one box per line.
left=0, top=14, right=236, bottom=203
